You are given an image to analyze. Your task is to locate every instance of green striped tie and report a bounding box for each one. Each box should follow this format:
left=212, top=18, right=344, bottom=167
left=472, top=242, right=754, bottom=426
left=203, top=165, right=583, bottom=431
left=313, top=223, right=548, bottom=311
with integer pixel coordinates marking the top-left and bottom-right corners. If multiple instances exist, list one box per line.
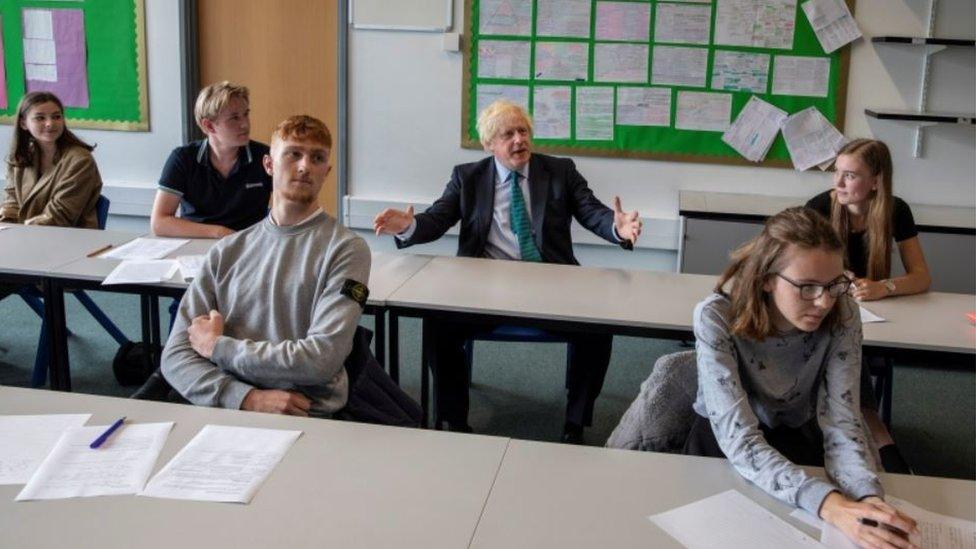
left=508, top=171, right=542, bottom=262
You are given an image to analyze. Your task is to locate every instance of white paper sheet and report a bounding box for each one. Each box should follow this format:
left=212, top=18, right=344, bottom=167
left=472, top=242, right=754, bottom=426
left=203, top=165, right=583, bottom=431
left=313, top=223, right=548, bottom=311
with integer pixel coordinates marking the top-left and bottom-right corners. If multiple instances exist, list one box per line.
left=100, top=237, right=189, bottom=260
left=594, top=43, right=648, bottom=83
left=650, top=489, right=823, bottom=548
left=676, top=91, right=733, bottom=132
left=176, top=255, right=206, bottom=282
left=781, top=106, right=846, bottom=171
left=772, top=55, right=831, bottom=97
left=141, top=425, right=302, bottom=504
left=25, top=64, right=57, bottom=82
left=23, top=38, right=56, bottom=64
left=712, top=50, right=771, bottom=93
left=102, top=260, right=180, bottom=286
left=16, top=422, right=173, bottom=501
left=655, top=3, right=712, bottom=45
left=595, top=1, right=650, bottom=42
left=22, top=9, right=54, bottom=40
left=532, top=86, right=572, bottom=139
left=715, top=0, right=798, bottom=49
left=534, top=41, right=588, bottom=81
left=0, top=414, right=91, bottom=485
left=477, top=40, right=531, bottom=80
left=479, top=0, right=532, bottom=36
left=617, top=87, right=671, bottom=127
left=722, top=96, right=787, bottom=162
left=575, top=87, right=615, bottom=140
left=802, top=0, right=862, bottom=53
left=652, top=45, right=709, bottom=87
left=858, top=305, right=886, bottom=324
left=476, top=84, right=530, bottom=117
left=536, top=0, right=590, bottom=38
left=886, top=496, right=976, bottom=549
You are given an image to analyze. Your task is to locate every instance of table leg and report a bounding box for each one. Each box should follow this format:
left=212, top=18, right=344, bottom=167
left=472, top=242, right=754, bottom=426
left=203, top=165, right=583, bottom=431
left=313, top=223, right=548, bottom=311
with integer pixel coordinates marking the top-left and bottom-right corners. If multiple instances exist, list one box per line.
left=42, top=278, right=71, bottom=391
left=374, top=309, right=386, bottom=371
left=421, top=317, right=429, bottom=429
left=389, top=311, right=400, bottom=384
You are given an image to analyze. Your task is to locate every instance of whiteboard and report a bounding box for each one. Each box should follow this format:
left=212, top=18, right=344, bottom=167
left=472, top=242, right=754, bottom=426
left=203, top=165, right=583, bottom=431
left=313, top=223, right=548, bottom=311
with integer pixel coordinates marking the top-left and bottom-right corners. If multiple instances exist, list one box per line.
left=349, top=0, right=452, bottom=31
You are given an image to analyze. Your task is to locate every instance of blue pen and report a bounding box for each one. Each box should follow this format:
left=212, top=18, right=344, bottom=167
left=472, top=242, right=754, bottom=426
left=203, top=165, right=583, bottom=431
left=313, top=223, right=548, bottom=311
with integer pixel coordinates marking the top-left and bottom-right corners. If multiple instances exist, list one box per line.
left=89, top=417, right=126, bottom=449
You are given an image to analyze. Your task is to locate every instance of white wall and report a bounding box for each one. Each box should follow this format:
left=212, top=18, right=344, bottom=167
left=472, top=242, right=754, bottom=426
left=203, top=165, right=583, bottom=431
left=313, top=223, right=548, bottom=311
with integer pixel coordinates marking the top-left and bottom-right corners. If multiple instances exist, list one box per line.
left=0, top=0, right=184, bottom=194
left=346, top=0, right=976, bottom=269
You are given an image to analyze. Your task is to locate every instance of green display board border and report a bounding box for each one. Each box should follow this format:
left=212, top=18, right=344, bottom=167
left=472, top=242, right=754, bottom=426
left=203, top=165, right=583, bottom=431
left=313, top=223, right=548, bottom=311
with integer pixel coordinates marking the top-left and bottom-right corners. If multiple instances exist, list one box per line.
left=0, top=0, right=149, bottom=132
left=462, top=0, right=853, bottom=169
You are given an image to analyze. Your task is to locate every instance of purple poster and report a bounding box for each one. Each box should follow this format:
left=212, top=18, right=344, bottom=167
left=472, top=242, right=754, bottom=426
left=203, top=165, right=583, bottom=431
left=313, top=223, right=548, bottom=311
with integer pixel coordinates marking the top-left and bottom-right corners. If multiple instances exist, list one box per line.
left=22, top=8, right=89, bottom=108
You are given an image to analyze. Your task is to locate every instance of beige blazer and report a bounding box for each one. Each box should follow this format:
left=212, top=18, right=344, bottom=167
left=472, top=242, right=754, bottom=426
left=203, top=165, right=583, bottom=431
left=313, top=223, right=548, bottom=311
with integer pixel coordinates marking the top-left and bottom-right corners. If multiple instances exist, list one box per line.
left=0, top=145, right=103, bottom=228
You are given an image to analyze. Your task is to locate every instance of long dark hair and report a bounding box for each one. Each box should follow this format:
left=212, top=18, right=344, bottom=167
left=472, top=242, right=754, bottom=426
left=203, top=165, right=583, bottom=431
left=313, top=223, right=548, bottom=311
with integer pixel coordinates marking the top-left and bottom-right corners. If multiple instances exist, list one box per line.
left=7, top=92, right=94, bottom=168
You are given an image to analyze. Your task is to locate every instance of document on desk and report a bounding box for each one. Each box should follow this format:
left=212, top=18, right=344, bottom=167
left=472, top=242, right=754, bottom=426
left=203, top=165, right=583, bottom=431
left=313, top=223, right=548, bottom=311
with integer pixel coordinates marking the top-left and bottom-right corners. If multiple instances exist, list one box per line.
left=0, top=414, right=91, bottom=485
left=176, top=254, right=206, bottom=281
left=100, top=237, right=189, bottom=260
left=649, top=489, right=822, bottom=548
left=16, top=422, right=173, bottom=500
left=141, top=425, right=302, bottom=503
left=815, top=496, right=976, bottom=549
left=102, top=259, right=180, bottom=285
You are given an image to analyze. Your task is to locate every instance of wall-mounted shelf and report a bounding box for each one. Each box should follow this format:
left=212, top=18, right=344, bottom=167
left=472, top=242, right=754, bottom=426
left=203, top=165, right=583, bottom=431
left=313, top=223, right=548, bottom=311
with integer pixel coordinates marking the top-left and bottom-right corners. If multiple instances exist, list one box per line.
left=872, top=36, right=975, bottom=47
left=865, top=109, right=975, bottom=124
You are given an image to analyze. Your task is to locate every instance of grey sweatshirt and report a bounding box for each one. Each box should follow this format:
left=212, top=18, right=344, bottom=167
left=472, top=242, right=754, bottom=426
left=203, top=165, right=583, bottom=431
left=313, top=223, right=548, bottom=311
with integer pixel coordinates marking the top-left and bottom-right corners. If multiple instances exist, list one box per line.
left=161, top=211, right=371, bottom=415
left=692, top=293, right=882, bottom=515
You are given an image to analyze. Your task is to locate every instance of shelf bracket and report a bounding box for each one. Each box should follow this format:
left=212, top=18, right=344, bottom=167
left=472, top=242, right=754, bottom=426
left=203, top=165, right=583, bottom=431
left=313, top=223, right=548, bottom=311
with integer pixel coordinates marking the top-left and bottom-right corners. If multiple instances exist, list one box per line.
left=913, top=0, right=940, bottom=158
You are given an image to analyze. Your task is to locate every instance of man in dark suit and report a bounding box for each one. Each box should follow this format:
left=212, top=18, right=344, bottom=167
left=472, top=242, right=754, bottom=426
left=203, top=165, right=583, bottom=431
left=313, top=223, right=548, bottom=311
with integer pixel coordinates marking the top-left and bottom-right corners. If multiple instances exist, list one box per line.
left=373, top=100, right=642, bottom=443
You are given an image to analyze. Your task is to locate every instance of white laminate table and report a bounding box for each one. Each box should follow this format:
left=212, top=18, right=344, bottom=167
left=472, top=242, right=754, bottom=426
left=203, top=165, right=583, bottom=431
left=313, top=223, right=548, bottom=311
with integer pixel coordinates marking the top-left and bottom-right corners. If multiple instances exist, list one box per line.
left=469, top=439, right=976, bottom=549
left=0, top=224, right=136, bottom=277
left=0, top=386, right=509, bottom=549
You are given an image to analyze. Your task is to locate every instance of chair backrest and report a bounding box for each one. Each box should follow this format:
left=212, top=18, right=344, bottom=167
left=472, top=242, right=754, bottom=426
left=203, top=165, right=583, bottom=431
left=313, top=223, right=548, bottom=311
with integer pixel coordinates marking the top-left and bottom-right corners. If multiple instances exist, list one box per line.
left=95, top=195, right=110, bottom=230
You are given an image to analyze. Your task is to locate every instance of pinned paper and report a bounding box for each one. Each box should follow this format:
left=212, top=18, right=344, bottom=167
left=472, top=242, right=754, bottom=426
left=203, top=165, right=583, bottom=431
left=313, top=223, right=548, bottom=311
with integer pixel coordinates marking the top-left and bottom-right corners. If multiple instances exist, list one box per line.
left=22, top=8, right=90, bottom=108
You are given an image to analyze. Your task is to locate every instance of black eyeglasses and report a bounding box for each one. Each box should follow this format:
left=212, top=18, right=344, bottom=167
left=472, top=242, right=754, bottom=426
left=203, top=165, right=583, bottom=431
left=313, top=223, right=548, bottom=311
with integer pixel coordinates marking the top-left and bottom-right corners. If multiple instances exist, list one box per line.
left=774, top=273, right=852, bottom=300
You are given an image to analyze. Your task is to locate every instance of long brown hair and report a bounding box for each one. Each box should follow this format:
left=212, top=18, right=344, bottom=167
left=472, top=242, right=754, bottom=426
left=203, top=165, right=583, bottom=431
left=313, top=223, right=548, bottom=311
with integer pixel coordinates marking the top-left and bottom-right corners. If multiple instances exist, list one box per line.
left=7, top=92, right=94, bottom=168
left=716, top=207, right=846, bottom=340
left=830, top=138, right=894, bottom=280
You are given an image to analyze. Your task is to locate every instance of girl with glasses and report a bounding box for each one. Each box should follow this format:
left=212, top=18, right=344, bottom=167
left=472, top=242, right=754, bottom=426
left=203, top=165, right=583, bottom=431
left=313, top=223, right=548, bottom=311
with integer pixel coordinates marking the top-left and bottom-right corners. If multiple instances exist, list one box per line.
left=685, top=207, right=918, bottom=549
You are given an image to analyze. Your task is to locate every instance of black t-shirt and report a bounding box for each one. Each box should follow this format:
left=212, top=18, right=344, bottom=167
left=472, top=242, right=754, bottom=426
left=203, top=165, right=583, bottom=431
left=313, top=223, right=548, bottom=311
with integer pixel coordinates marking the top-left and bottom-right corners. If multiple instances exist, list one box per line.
left=158, top=139, right=272, bottom=231
left=806, top=190, right=919, bottom=278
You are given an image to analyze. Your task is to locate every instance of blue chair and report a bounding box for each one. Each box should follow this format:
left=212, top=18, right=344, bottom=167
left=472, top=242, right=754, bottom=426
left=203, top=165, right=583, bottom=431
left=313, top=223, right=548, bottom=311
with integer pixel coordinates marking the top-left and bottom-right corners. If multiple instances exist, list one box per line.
left=22, top=196, right=130, bottom=387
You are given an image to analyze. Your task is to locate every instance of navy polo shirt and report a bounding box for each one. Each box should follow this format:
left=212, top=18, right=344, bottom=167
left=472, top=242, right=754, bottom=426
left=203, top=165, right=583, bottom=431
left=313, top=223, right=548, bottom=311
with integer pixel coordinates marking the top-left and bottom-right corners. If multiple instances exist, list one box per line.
left=158, top=139, right=272, bottom=231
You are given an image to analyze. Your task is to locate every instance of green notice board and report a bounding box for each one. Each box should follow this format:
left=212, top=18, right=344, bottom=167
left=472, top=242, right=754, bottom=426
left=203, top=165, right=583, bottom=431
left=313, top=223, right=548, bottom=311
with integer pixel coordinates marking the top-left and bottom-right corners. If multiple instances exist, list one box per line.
left=462, top=0, right=853, bottom=168
left=0, top=0, right=148, bottom=131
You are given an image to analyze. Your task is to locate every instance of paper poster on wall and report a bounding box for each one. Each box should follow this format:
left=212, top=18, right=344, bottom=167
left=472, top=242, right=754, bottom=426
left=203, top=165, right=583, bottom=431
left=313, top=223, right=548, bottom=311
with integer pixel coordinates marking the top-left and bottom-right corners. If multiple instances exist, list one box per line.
left=654, top=3, right=712, bottom=45
left=676, top=91, right=732, bottom=132
left=801, top=0, right=861, bottom=53
left=576, top=86, right=614, bottom=140
left=595, top=1, right=650, bottom=42
left=22, top=8, right=89, bottom=108
left=477, top=40, right=531, bottom=79
left=0, top=17, right=6, bottom=110
left=711, top=51, right=770, bottom=93
left=479, top=0, right=533, bottom=36
left=616, top=87, right=671, bottom=127
left=722, top=96, right=787, bottom=162
left=651, top=46, right=708, bottom=87
left=772, top=55, right=830, bottom=97
left=534, top=41, right=588, bottom=80
left=536, top=0, right=590, bottom=38
left=714, top=0, right=797, bottom=50
left=594, top=43, right=648, bottom=83
left=781, top=106, right=846, bottom=170
left=476, top=84, right=530, bottom=117
left=533, top=85, right=571, bottom=139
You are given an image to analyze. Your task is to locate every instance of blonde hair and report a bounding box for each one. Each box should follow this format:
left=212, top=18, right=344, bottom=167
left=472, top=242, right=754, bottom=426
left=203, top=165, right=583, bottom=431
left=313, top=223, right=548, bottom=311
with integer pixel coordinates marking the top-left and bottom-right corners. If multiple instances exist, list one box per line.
left=477, top=100, right=532, bottom=149
left=193, top=81, right=249, bottom=130
left=270, top=115, right=332, bottom=152
left=716, top=207, right=846, bottom=340
left=830, top=139, right=894, bottom=280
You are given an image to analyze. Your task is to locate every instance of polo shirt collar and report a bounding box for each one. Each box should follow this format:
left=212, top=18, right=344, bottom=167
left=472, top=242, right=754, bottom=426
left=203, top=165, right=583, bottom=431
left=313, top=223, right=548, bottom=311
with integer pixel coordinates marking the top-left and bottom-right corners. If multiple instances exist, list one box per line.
left=196, top=138, right=253, bottom=165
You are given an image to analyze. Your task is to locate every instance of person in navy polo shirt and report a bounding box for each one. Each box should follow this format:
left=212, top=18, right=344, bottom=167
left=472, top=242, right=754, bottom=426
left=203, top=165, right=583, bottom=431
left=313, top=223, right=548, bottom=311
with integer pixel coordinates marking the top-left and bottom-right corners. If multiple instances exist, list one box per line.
left=150, top=81, right=272, bottom=238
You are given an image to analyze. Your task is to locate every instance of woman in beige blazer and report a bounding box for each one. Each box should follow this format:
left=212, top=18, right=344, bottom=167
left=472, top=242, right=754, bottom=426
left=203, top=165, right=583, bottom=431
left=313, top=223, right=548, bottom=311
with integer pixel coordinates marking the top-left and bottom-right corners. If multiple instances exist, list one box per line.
left=1, top=91, right=102, bottom=228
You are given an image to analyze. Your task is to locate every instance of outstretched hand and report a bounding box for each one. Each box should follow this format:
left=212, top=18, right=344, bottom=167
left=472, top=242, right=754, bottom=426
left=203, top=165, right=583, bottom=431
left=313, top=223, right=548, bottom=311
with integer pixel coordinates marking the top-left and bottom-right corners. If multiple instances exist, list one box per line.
left=373, top=205, right=415, bottom=236
left=612, top=196, right=642, bottom=246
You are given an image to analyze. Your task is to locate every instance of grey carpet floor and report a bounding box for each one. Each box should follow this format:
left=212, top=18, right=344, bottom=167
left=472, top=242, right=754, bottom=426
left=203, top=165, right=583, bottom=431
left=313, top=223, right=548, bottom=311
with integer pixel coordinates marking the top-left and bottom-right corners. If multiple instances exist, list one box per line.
left=1, top=290, right=973, bottom=480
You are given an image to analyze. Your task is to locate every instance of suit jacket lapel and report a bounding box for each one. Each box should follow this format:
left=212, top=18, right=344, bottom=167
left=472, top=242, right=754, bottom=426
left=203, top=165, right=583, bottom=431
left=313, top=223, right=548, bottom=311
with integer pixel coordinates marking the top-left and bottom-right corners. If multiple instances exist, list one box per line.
left=476, top=159, right=497, bottom=244
left=528, top=155, right=549, bottom=250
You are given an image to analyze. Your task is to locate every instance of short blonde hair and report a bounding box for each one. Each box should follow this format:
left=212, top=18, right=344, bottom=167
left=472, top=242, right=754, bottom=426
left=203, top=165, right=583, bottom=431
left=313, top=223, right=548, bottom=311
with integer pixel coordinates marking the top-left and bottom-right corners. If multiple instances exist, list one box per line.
left=194, top=81, right=249, bottom=130
left=477, top=100, right=532, bottom=149
left=270, top=115, right=333, bottom=152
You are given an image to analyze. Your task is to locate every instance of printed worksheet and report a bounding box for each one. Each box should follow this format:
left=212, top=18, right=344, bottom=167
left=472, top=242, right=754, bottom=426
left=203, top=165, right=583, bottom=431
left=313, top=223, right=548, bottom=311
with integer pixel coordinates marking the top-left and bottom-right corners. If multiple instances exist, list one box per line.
left=100, top=237, right=189, bottom=261
left=715, top=0, right=798, bottom=49
left=0, top=414, right=91, bottom=485
left=594, top=43, right=649, bottom=83
left=576, top=87, right=615, bottom=140
left=676, top=91, right=733, bottom=132
left=479, top=0, right=532, bottom=36
left=722, top=96, right=787, bottom=162
left=617, top=87, right=671, bottom=127
left=595, top=1, right=650, bottom=42
left=478, top=40, right=531, bottom=80
left=781, top=106, right=847, bottom=171
left=652, top=46, right=709, bottom=87
left=16, top=422, right=173, bottom=500
left=102, top=260, right=180, bottom=285
left=533, top=86, right=572, bottom=139
left=536, top=0, right=590, bottom=38
left=176, top=255, right=206, bottom=282
left=712, top=50, right=770, bottom=93
left=655, top=2, right=712, bottom=45
left=476, top=84, right=529, bottom=116
left=772, top=55, right=830, bottom=97
left=534, top=41, right=588, bottom=80
left=141, top=425, right=302, bottom=504
left=802, top=0, right=862, bottom=53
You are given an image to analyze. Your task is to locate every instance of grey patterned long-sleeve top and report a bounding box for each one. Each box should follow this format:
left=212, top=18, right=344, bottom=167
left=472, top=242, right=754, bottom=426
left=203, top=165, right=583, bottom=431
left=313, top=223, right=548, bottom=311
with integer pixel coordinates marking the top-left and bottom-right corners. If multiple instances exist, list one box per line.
left=692, top=293, right=882, bottom=515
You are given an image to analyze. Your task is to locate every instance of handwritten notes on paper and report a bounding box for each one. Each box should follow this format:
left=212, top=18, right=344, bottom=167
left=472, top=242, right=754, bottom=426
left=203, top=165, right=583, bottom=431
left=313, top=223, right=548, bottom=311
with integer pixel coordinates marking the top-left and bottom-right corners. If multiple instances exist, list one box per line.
left=802, top=0, right=862, bottom=54
left=0, top=414, right=90, bottom=485
left=781, top=106, right=846, bottom=170
left=723, top=96, right=788, bottom=162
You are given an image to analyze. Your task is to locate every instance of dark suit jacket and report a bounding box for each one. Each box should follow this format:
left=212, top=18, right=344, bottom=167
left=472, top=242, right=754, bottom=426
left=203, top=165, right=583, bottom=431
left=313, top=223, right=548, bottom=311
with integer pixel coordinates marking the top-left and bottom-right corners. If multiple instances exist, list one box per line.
left=396, top=154, right=628, bottom=265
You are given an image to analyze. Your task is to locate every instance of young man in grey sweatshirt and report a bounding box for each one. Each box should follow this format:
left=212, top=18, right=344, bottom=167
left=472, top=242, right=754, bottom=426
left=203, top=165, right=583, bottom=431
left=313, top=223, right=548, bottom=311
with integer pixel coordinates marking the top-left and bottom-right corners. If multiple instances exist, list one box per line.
left=161, top=115, right=371, bottom=417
